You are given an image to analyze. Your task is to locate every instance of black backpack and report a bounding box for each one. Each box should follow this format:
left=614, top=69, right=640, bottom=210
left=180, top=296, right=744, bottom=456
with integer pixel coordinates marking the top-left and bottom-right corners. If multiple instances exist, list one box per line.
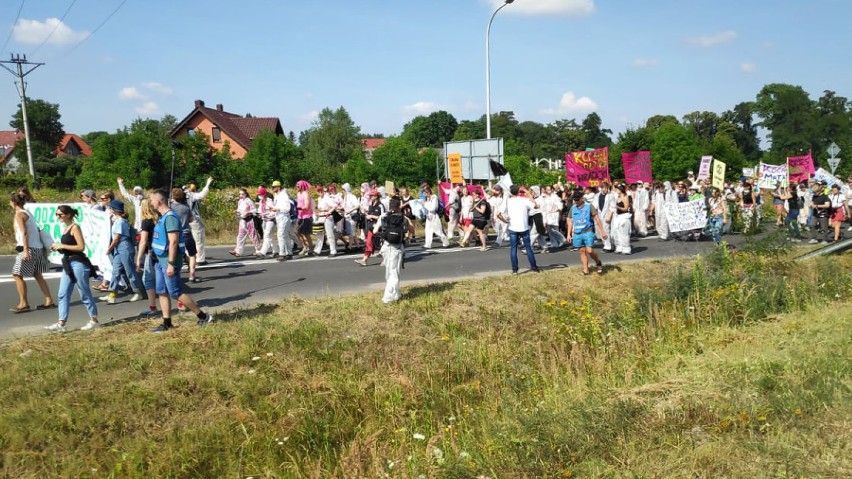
left=383, top=214, right=407, bottom=245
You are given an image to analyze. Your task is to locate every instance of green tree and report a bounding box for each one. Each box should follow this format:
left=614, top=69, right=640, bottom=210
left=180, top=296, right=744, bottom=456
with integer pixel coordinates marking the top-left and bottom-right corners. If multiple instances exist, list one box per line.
left=650, top=122, right=701, bottom=181
left=721, top=102, right=762, bottom=163
left=580, top=112, right=613, bottom=148
left=753, top=83, right=816, bottom=159
left=370, top=136, right=421, bottom=186
left=452, top=117, right=485, bottom=141
left=401, top=110, right=458, bottom=148
left=340, top=148, right=375, bottom=186
left=681, top=111, right=720, bottom=144
left=10, top=98, right=65, bottom=157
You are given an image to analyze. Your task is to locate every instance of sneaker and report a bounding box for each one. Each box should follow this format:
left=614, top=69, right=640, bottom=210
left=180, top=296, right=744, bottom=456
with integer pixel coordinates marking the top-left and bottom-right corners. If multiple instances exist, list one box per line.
left=354, top=259, right=367, bottom=266
left=190, top=276, right=201, bottom=283
left=808, top=239, right=819, bottom=244
left=197, top=314, right=214, bottom=326
left=101, top=294, right=116, bottom=304
left=177, top=301, right=186, bottom=312
left=140, top=308, right=160, bottom=319
left=129, top=293, right=142, bottom=302
left=80, top=321, right=99, bottom=331
left=479, top=246, right=488, bottom=252
left=151, top=323, right=172, bottom=333
left=819, top=240, right=828, bottom=244
left=45, top=322, right=66, bottom=333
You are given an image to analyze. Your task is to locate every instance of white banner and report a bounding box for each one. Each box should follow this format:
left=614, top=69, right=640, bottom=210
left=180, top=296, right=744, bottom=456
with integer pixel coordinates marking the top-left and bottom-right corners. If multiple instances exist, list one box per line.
left=813, top=168, right=849, bottom=194
left=757, top=163, right=788, bottom=189
left=742, top=167, right=755, bottom=178
left=664, top=199, right=708, bottom=233
left=24, top=203, right=113, bottom=275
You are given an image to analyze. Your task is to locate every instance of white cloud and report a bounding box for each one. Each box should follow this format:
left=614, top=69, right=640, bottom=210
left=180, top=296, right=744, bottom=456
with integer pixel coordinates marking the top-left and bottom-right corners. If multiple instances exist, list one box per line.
left=687, top=30, right=737, bottom=47
left=487, top=0, right=594, bottom=16
left=119, top=87, right=146, bottom=101
left=740, top=63, right=757, bottom=73
left=403, top=101, right=443, bottom=115
left=540, top=91, right=598, bottom=115
left=632, top=58, right=659, bottom=68
left=135, top=102, right=161, bottom=116
left=299, top=110, right=319, bottom=123
left=142, top=82, right=173, bottom=95
left=11, top=18, right=89, bottom=45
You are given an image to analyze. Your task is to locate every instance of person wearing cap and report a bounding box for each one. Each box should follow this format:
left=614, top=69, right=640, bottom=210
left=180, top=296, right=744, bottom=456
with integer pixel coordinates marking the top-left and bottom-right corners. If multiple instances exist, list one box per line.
left=102, top=200, right=144, bottom=304
left=497, top=184, right=540, bottom=274
left=354, top=190, right=385, bottom=266
left=567, top=190, right=607, bottom=275
left=808, top=182, right=832, bottom=244
left=79, top=189, right=98, bottom=209
left=270, top=181, right=294, bottom=260
left=185, top=177, right=213, bottom=264
left=117, top=177, right=145, bottom=230
left=229, top=188, right=261, bottom=257
left=257, top=186, right=280, bottom=258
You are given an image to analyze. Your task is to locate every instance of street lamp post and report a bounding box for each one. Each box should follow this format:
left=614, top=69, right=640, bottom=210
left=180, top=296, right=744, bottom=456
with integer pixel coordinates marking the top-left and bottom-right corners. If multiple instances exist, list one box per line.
left=485, top=0, right=514, bottom=140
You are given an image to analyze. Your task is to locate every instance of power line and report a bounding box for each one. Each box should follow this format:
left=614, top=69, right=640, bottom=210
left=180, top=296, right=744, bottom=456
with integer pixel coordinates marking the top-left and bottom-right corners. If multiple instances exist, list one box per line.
left=0, top=0, right=27, bottom=54
left=63, top=0, right=129, bottom=57
left=30, top=0, right=78, bottom=57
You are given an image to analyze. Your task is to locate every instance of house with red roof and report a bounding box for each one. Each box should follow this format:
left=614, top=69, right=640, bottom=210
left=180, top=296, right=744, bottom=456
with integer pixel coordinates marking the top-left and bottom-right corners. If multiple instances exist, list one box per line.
left=170, top=100, right=284, bottom=159
left=55, top=133, right=93, bottom=158
left=360, top=138, right=386, bottom=160
left=0, top=130, right=24, bottom=173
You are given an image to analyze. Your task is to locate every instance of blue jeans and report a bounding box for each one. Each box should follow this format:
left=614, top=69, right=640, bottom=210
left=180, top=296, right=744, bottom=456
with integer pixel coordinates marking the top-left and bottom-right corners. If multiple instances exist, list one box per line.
left=708, top=215, right=723, bottom=244
left=109, top=244, right=142, bottom=293
left=141, top=253, right=155, bottom=290
left=509, top=229, right=538, bottom=273
left=785, top=208, right=801, bottom=238
left=58, top=259, right=98, bottom=321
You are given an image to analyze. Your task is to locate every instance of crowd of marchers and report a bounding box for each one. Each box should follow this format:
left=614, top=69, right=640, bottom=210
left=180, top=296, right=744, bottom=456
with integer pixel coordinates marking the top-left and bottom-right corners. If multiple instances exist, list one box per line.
left=8, top=172, right=851, bottom=332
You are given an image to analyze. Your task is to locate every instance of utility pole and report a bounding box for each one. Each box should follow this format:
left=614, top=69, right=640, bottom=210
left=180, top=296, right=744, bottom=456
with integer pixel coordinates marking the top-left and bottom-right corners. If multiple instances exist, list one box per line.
left=0, top=54, right=45, bottom=188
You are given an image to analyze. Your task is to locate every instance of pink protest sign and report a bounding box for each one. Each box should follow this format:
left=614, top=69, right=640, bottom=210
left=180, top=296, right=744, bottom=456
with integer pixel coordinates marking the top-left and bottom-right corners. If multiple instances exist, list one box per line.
left=565, top=147, right=610, bottom=187
left=697, top=156, right=713, bottom=180
left=438, top=182, right=485, bottom=214
left=622, top=151, right=653, bottom=184
left=787, top=150, right=814, bottom=183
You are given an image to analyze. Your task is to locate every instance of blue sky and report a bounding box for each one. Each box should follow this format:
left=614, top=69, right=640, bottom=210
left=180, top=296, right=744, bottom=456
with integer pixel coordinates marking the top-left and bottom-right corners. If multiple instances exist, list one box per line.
left=1, top=0, right=850, bottom=141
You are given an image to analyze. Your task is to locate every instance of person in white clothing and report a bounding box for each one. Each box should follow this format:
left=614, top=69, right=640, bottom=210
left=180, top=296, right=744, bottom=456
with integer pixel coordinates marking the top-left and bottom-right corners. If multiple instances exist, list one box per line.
left=185, top=177, right=213, bottom=264
left=379, top=198, right=413, bottom=303
left=593, top=182, right=617, bottom=251
left=632, top=182, right=650, bottom=236
left=528, top=186, right=548, bottom=252
left=341, top=183, right=362, bottom=249
left=650, top=181, right=672, bottom=241
left=611, top=184, right=633, bottom=254
left=313, top=185, right=340, bottom=257
left=497, top=185, right=540, bottom=274
left=544, top=186, right=567, bottom=250
left=422, top=186, right=449, bottom=248
left=444, top=184, right=463, bottom=242
left=269, top=181, right=293, bottom=260
left=488, top=186, right=507, bottom=247
left=257, top=187, right=279, bottom=257
left=117, top=177, right=144, bottom=230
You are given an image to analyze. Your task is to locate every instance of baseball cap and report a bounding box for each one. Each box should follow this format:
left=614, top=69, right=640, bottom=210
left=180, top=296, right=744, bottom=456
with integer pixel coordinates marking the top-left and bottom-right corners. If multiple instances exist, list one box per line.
left=271, top=180, right=282, bottom=187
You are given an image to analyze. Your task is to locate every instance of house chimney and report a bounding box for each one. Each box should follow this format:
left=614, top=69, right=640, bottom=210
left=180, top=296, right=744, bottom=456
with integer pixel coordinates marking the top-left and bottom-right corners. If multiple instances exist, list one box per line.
left=216, top=104, right=223, bottom=111
left=194, top=99, right=205, bottom=108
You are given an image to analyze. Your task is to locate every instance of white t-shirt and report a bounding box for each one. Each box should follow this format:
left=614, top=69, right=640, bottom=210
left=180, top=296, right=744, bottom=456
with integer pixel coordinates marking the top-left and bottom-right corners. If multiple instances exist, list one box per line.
left=506, top=196, right=533, bottom=233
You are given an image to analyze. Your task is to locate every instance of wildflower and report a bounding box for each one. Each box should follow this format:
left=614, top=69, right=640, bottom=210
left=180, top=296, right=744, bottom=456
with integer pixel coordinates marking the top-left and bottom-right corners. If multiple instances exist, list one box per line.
left=413, top=433, right=425, bottom=440
left=248, top=369, right=256, bottom=374
left=251, top=356, right=261, bottom=361
left=459, top=451, right=470, bottom=459
left=266, top=352, right=274, bottom=357
left=432, top=447, right=444, bottom=460
left=794, top=409, right=802, bottom=415
left=387, top=460, right=395, bottom=469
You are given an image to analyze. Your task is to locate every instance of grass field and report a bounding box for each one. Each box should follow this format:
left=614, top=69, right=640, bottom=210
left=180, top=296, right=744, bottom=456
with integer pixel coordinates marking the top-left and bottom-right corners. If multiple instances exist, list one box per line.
left=0, top=243, right=850, bottom=478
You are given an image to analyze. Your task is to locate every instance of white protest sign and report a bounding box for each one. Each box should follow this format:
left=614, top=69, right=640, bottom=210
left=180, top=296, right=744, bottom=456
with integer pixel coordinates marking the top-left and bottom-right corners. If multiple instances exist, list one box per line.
left=697, top=156, right=713, bottom=180
left=757, top=163, right=788, bottom=189
left=664, top=199, right=708, bottom=233
left=813, top=168, right=849, bottom=194
left=742, top=167, right=755, bottom=178
left=24, top=203, right=113, bottom=274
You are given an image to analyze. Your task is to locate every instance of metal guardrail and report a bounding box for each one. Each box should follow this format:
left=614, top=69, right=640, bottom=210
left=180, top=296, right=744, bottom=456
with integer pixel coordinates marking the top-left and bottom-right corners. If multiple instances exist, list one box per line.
left=794, top=237, right=852, bottom=261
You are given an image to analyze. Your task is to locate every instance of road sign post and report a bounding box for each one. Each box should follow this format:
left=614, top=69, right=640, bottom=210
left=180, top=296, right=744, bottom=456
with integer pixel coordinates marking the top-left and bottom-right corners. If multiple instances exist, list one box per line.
left=827, top=142, right=841, bottom=175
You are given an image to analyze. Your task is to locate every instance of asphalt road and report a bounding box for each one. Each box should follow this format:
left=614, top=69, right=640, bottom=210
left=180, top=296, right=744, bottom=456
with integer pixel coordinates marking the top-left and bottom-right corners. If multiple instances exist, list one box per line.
left=0, top=234, right=749, bottom=338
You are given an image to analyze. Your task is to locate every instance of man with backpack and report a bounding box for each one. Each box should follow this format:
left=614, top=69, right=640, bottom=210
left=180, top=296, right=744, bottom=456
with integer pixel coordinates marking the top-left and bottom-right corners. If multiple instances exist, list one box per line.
left=378, top=198, right=413, bottom=304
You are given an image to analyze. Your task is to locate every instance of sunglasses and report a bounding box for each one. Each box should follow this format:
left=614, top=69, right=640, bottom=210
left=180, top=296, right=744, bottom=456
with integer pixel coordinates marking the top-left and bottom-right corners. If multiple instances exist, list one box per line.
left=100, top=197, right=109, bottom=200
left=55, top=213, right=65, bottom=217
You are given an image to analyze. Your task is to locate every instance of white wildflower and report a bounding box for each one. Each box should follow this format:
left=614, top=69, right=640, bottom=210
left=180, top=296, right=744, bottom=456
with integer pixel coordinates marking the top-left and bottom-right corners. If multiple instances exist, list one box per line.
left=251, top=356, right=261, bottom=361
left=413, top=433, right=425, bottom=440
left=248, top=369, right=256, bottom=374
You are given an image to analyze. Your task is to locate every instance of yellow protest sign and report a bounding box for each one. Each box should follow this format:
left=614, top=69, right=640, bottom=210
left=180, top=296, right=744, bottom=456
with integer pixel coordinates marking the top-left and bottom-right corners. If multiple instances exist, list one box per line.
left=712, top=159, right=726, bottom=189
left=448, top=153, right=463, bottom=184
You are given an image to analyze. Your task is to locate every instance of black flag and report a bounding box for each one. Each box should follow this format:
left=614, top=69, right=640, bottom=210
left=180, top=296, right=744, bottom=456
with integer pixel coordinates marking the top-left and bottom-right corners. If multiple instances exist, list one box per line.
left=490, top=159, right=508, bottom=177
